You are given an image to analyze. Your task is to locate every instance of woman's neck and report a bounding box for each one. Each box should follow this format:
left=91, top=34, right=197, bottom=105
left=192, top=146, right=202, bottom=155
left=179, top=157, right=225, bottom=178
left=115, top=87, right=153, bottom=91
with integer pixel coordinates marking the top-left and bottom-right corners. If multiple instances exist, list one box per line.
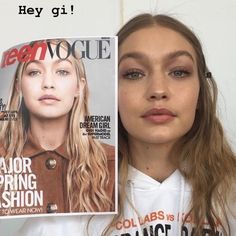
left=129, top=138, right=178, bottom=182
left=29, top=115, right=69, bottom=150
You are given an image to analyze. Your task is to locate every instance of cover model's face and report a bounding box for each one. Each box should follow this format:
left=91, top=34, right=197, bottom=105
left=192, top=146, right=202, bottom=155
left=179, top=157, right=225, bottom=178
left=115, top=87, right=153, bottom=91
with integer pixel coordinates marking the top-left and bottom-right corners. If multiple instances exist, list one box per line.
left=21, top=45, right=80, bottom=120
left=118, top=26, right=200, bottom=147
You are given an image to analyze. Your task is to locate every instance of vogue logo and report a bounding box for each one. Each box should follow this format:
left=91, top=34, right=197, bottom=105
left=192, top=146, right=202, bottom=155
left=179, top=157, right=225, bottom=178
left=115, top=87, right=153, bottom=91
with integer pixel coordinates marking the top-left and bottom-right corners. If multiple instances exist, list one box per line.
left=1, top=38, right=112, bottom=68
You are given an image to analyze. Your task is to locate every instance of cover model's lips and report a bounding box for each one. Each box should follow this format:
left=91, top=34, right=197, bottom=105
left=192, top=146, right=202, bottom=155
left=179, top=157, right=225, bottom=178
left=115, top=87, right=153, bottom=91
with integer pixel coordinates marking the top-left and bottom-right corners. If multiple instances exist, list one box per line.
left=141, top=108, right=176, bottom=123
left=38, top=95, right=60, bottom=105
left=38, top=95, right=60, bottom=101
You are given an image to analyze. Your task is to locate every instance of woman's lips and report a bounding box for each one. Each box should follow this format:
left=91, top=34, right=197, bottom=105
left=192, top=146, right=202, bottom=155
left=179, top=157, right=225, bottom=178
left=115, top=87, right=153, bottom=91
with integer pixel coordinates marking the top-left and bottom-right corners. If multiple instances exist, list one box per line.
left=38, top=95, right=60, bottom=104
left=141, top=108, right=176, bottom=123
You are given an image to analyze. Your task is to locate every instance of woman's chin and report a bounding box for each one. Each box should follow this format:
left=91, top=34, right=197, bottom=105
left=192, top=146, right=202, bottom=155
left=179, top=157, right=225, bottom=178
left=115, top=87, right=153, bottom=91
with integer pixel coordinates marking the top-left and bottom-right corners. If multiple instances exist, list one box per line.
left=30, top=112, right=69, bottom=121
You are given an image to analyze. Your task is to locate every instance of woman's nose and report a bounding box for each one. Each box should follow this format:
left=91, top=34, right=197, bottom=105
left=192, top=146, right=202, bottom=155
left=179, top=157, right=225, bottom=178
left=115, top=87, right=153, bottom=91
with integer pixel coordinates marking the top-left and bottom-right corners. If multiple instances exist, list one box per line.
left=41, top=73, right=55, bottom=89
left=145, top=72, right=169, bottom=101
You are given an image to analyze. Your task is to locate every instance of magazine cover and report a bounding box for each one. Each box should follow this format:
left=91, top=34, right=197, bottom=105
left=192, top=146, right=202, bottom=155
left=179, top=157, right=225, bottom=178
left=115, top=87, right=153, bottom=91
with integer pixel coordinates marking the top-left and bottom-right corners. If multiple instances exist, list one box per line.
left=0, top=37, right=117, bottom=218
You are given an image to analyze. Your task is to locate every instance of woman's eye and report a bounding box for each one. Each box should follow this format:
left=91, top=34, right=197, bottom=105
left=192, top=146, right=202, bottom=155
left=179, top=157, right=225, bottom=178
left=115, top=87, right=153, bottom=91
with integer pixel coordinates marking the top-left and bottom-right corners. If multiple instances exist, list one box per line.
left=56, top=70, right=70, bottom=76
left=28, top=70, right=41, bottom=77
left=122, top=69, right=145, bottom=80
left=169, top=69, right=191, bottom=78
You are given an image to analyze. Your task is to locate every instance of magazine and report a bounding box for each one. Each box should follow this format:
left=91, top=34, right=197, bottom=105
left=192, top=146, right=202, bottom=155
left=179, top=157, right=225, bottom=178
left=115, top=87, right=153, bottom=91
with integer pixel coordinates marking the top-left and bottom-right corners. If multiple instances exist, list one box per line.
left=0, top=37, right=117, bottom=218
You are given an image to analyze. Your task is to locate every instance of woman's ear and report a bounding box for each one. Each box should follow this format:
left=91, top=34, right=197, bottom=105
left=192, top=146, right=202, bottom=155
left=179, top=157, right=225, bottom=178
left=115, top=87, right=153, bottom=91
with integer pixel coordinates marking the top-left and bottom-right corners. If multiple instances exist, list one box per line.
left=75, top=77, right=86, bottom=98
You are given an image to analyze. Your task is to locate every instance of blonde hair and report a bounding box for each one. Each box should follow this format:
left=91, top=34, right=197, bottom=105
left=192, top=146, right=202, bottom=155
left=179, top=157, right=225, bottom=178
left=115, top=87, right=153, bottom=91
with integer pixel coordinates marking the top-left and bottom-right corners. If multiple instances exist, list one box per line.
left=110, top=14, right=236, bottom=236
left=0, top=39, right=113, bottom=212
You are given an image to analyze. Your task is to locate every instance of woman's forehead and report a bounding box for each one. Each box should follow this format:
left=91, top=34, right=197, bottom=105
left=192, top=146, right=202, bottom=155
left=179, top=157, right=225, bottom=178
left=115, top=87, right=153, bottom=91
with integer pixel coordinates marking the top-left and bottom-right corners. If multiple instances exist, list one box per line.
left=24, top=57, right=74, bottom=69
left=119, top=26, right=197, bottom=64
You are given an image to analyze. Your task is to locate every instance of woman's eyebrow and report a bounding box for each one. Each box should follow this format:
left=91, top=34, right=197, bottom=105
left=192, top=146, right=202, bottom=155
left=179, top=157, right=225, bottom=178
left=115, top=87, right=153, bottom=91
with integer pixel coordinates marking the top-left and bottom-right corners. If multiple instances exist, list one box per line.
left=24, top=60, right=41, bottom=69
left=54, top=58, right=73, bottom=65
left=118, top=50, right=195, bottom=65
left=164, top=50, right=195, bottom=63
left=118, top=52, right=146, bottom=65
left=25, top=58, right=73, bottom=68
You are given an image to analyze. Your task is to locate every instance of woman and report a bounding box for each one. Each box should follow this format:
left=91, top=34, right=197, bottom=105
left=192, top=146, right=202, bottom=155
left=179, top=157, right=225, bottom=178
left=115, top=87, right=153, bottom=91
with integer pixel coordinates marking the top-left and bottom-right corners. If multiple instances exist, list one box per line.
left=0, top=38, right=115, bottom=215
left=86, top=13, right=236, bottom=236
left=15, top=14, right=236, bottom=236
left=114, top=13, right=236, bottom=235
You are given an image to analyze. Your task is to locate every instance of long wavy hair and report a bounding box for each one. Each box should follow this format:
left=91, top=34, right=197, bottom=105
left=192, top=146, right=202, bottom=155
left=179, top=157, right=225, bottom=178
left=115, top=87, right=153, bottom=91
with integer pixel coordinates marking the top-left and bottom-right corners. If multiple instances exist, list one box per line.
left=0, top=39, right=112, bottom=212
left=107, top=14, right=236, bottom=236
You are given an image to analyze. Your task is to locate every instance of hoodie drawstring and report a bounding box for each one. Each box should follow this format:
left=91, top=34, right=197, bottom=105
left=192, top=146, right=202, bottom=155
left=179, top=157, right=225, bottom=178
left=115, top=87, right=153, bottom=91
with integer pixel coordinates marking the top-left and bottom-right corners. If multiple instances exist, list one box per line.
left=128, top=180, right=143, bottom=236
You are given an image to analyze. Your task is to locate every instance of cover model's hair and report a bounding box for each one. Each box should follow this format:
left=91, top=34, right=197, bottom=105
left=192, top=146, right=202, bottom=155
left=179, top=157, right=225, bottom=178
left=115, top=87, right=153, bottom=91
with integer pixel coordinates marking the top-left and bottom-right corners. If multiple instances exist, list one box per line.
left=0, top=39, right=113, bottom=212
left=112, top=14, right=236, bottom=236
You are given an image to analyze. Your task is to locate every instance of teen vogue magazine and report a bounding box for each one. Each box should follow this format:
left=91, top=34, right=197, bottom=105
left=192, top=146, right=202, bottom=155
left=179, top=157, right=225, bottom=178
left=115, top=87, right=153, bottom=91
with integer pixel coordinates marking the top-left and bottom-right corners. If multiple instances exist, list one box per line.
left=0, top=37, right=117, bottom=218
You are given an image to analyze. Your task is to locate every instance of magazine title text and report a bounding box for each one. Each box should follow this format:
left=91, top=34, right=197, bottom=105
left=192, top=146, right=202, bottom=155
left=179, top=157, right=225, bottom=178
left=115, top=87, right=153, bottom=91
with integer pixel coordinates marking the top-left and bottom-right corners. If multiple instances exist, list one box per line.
left=1, top=39, right=111, bottom=68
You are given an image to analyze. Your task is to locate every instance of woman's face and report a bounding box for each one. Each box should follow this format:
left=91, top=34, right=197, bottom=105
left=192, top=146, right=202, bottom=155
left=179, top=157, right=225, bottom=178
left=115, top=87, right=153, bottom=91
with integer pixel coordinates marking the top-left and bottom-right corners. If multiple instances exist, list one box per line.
left=20, top=44, right=81, bottom=120
left=118, top=26, right=200, bottom=147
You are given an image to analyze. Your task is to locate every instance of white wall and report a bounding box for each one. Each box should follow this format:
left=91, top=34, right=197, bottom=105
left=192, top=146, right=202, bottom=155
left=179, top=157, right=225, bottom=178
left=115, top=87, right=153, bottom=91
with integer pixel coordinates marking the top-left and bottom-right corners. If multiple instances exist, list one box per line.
left=0, top=0, right=236, bottom=235
left=0, top=0, right=122, bottom=54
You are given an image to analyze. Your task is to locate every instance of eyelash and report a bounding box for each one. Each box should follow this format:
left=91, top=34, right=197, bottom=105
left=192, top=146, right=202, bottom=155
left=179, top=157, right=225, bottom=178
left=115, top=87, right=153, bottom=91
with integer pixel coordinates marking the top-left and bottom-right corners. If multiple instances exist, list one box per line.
left=28, top=70, right=41, bottom=77
left=122, top=69, right=145, bottom=80
left=169, top=68, right=191, bottom=78
left=56, top=69, right=70, bottom=76
left=27, top=69, right=70, bottom=77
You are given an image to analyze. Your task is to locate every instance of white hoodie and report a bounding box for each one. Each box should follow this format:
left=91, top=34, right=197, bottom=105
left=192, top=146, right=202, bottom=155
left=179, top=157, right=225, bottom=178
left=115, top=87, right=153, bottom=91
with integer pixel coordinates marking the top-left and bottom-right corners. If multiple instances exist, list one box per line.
left=87, top=165, right=193, bottom=236
left=15, top=165, right=235, bottom=236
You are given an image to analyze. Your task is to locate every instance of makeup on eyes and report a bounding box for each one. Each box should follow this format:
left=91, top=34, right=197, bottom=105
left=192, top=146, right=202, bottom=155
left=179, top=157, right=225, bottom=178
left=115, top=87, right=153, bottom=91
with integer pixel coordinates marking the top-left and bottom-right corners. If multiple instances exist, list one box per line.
left=121, top=68, right=145, bottom=80
left=164, top=54, right=195, bottom=79
left=24, top=61, right=74, bottom=77
left=168, top=66, right=193, bottom=79
left=119, top=50, right=196, bottom=81
left=24, top=67, right=42, bottom=77
left=55, top=69, right=71, bottom=76
left=119, top=56, right=147, bottom=80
